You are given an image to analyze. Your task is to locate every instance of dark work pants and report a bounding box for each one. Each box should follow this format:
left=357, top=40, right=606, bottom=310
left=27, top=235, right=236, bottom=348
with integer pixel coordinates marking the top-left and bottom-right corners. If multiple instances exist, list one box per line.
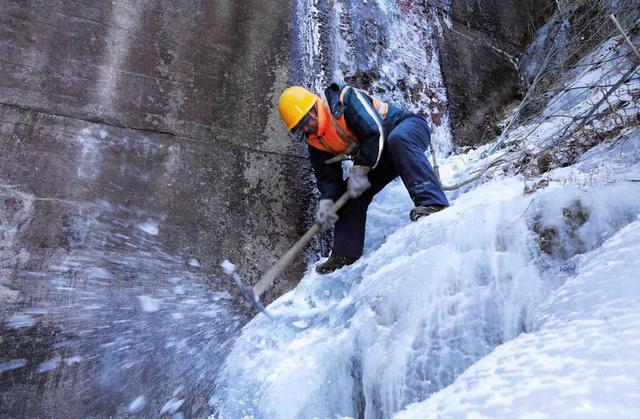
left=333, top=116, right=449, bottom=258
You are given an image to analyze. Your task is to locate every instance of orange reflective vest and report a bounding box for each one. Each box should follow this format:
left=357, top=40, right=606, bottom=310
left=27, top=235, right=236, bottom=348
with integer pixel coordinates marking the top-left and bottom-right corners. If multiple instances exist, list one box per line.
left=307, top=87, right=389, bottom=158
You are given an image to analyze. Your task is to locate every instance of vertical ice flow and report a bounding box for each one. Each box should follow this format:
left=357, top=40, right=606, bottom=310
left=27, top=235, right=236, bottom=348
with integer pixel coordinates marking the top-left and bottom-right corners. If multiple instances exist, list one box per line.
left=214, top=1, right=640, bottom=417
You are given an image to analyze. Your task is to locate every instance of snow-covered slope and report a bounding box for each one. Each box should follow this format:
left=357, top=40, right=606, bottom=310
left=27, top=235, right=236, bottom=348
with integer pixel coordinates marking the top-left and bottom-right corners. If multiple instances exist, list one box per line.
left=397, top=219, right=640, bottom=418
left=396, top=138, right=640, bottom=419
left=213, top=128, right=640, bottom=418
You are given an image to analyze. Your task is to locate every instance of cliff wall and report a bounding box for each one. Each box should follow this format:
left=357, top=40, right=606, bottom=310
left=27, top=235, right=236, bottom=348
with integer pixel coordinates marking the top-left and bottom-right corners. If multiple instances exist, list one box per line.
left=0, top=1, right=307, bottom=416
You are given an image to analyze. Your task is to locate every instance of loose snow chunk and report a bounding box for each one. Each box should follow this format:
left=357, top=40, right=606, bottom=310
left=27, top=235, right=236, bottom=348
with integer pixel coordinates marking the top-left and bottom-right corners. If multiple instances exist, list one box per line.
left=128, top=395, right=146, bottom=413
left=188, top=258, right=201, bottom=267
left=137, top=220, right=159, bottom=235
left=37, top=357, right=61, bottom=373
left=221, top=260, right=235, bottom=275
left=7, top=313, right=37, bottom=328
left=159, top=398, right=185, bottom=415
left=137, top=295, right=161, bottom=312
left=63, top=356, right=84, bottom=366
left=0, top=359, right=27, bottom=373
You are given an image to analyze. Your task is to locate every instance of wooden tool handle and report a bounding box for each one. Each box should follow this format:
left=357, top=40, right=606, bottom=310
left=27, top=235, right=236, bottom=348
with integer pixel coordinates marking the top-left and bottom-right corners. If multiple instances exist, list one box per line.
left=252, top=191, right=351, bottom=299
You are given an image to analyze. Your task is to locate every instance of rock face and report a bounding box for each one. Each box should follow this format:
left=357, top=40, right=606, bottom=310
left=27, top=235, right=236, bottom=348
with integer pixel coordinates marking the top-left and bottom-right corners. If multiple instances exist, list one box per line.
left=0, top=0, right=312, bottom=291
left=0, top=0, right=311, bottom=417
left=439, top=0, right=556, bottom=146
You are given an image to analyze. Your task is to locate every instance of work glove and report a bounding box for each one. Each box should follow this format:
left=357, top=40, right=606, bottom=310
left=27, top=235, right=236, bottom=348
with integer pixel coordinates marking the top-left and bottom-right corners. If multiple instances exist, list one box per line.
left=347, top=165, right=371, bottom=199
left=315, top=199, right=339, bottom=231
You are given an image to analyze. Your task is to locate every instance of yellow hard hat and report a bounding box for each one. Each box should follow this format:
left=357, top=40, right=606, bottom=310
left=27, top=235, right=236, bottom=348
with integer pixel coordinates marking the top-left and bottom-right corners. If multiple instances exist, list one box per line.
left=278, top=86, right=318, bottom=131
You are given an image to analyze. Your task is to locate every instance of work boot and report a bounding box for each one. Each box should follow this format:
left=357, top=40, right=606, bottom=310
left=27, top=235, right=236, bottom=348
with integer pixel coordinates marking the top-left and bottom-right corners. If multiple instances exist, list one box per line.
left=410, top=205, right=446, bottom=222
left=315, top=256, right=358, bottom=274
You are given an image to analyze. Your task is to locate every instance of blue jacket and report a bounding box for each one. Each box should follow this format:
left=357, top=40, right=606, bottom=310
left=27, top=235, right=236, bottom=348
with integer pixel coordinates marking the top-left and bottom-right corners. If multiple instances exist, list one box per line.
left=309, top=82, right=414, bottom=200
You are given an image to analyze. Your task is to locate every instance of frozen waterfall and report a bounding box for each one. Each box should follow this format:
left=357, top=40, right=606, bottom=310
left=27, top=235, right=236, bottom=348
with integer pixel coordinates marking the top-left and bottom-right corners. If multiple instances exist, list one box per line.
left=212, top=1, right=640, bottom=416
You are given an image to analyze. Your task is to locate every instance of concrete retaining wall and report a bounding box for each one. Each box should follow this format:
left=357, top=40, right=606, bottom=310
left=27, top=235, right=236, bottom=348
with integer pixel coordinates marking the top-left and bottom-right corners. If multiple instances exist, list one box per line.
left=0, top=1, right=311, bottom=416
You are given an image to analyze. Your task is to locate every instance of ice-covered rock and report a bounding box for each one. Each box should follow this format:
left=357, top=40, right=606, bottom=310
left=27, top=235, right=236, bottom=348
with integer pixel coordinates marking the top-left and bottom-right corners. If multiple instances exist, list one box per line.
left=213, top=18, right=640, bottom=414
left=214, top=130, right=640, bottom=417
left=397, top=218, right=640, bottom=418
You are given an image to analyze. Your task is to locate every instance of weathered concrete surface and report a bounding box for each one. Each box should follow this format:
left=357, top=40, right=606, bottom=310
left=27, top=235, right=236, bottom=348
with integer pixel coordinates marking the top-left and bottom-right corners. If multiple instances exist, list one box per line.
left=0, top=0, right=312, bottom=417
left=0, top=0, right=312, bottom=282
left=439, top=0, right=556, bottom=146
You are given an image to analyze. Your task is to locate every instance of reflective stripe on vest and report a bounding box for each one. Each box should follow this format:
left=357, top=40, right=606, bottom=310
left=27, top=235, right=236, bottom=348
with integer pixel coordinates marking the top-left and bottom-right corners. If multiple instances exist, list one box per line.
left=306, top=87, right=388, bottom=156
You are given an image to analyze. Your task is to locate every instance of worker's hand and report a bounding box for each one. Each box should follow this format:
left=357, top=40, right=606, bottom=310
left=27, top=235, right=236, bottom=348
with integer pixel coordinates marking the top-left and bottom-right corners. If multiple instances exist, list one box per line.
left=315, top=199, right=339, bottom=231
left=347, top=165, right=371, bottom=198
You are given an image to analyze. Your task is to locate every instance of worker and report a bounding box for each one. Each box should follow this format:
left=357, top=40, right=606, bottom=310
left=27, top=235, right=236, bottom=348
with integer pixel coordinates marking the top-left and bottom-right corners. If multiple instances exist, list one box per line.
left=278, top=82, right=449, bottom=274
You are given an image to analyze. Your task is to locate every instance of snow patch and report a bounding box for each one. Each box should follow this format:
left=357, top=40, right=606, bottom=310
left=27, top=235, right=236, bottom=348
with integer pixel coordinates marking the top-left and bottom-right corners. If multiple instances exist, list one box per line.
left=137, top=295, right=161, bottom=312
left=37, top=357, right=61, bottom=373
left=128, top=395, right=146, bottom=413
left=220, top=260, right=235, bottom=275
left=63, top=356, right=84, bottom=366
left=0, top=359, right=27, bottom=374
left=137, top=220, right=159, bottom=235
left=7, top=313, right=37, bottom=328
left=76, top=129, right=102, bottom=179
left=159, top=398, right=185, bottom=415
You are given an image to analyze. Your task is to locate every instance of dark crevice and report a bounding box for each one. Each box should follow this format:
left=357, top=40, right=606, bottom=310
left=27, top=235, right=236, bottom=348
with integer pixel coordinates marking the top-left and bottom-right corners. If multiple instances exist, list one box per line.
left=0, top=101, right=308, bottom=160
